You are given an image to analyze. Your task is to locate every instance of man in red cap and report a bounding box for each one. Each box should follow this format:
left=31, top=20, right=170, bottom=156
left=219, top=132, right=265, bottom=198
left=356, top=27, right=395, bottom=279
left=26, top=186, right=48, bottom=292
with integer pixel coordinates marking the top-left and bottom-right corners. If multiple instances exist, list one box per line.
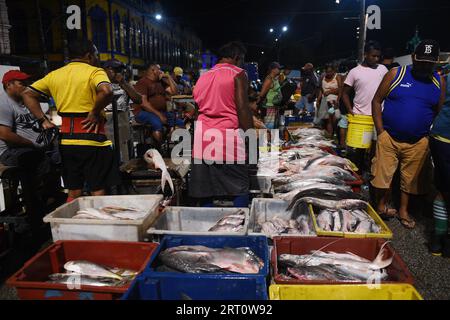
left=0, top=70, right=61, bottom=240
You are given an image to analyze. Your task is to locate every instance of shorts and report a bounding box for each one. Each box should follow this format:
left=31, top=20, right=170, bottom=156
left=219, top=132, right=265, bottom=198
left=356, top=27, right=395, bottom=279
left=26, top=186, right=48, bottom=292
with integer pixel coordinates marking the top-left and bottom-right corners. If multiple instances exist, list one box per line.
left=264, top=107, right=277, bottom=129
left=189, top=162, right=249, bottom=198
left=59, top=145, right=121, bottom=192
left=371, top=131, right=431, bottom=195
left=430, top=137, right=450, bottom=193
left=135, top=110, right=185, bottom=132
left=338, top=115, right=348, bottom=129
left=295, top=96, right=315, bottom=113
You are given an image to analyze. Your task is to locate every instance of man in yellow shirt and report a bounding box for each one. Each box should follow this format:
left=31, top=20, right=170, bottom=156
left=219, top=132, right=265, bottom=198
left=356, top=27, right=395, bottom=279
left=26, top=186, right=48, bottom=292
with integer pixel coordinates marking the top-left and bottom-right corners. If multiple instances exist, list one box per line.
left=21, top=39, right=119, bottom=202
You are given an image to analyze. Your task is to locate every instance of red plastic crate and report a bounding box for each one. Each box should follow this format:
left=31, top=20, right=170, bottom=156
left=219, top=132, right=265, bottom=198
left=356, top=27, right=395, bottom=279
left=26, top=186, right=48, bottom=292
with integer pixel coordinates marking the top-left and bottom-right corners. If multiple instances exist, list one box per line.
left=272, top=236, right=414, bottom=285
left=7, top=240, right=158, bottom=300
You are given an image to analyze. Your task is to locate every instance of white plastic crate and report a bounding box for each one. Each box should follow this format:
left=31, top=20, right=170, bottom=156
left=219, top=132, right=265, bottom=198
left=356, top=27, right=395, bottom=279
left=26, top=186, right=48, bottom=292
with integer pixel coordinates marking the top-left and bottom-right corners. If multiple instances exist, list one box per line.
left=43, top=195, right=163, bottom=242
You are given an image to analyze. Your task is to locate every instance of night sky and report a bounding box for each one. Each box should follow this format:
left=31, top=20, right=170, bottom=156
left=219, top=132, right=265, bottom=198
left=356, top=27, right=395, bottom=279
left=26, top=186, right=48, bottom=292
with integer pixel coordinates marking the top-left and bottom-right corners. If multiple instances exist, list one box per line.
left=163, top=0, right=450, bottom=73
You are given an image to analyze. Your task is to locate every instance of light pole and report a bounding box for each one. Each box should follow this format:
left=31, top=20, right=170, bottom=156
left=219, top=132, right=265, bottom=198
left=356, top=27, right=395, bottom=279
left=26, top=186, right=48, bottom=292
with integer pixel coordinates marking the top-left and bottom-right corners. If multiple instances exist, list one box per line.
left=357, top=0, right=367, bottom=62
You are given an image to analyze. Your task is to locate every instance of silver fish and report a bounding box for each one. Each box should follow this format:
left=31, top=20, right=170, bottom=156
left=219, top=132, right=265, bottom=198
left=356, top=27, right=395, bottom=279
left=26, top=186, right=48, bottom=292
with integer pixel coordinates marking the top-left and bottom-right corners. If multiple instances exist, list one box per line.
left=159, top=246, right=263, bottom=274
left=75, top=208, right=119, bottom=220
left=291, top=197, right=368, bottom=211
left=111, top=211, right=148, bottom=220
left=317, top=210, right=333, bottom=231
left=209, top=210, right=245, bottom=232
left=101, top=206, right=139, bottom=214
left=48, top=273, right=121, bottom=287
left=144, top=149, right=174, bottom=194
left=64, top=261, right=123, bottom=281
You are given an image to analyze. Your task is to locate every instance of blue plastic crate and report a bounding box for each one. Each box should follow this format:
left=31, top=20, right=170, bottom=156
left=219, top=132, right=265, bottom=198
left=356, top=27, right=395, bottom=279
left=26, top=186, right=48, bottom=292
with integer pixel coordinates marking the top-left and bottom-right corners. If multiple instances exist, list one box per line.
left=123, top=235, right=269, bottom=300
left=301, top=115, right=315, bottom=123
left=122, top=273, right=268, bottom=300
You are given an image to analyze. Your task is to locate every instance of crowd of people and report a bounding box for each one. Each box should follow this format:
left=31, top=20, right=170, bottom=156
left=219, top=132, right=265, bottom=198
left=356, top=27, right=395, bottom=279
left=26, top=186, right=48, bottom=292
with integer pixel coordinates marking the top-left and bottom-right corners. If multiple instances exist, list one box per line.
left=0, top=37, right=448, bottom=256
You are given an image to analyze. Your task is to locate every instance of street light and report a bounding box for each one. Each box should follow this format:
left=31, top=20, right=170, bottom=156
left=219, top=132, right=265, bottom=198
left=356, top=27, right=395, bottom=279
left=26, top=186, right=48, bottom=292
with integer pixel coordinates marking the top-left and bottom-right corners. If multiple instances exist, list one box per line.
left=261, top=51, right=265, bottom=55
left=275, top=38, right=279, bottom=42
left=282, top=26, right=288, bottom=32
left=269, top=28, right=274, bottom=33
left=155, top=14, right=162, bottom=20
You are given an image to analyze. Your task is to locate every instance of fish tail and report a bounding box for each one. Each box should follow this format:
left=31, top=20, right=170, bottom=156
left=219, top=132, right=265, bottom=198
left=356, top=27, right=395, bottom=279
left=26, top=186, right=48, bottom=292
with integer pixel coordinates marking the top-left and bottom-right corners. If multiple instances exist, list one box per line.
left=372, top=241, right=394, bottom=269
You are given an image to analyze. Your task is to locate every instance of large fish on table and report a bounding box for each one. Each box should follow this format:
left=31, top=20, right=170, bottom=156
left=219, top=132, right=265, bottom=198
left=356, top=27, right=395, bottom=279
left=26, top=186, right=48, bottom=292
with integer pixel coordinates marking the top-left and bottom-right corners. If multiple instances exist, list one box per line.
left=288, top=197, right=368, bottom=212
left=158, top=246, right=264, bottom=274
left=287, top=190, right=363, bottom=211
left=144, top=149, right=174, bottom=194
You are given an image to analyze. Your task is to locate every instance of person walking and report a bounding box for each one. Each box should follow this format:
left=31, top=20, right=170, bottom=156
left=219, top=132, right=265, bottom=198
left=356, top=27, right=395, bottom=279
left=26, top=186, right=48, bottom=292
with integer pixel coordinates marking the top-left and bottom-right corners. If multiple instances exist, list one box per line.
left=316, top=64, right=342, bottom=136
left=296, top=63, right=319, bottom=116
left=190, top=42, right=253, bottom=208
left=429, top=65, right=450, bottom=256
left=21, top=39, right=120, bottom=202
left=258, top=62, right=283, bottom=129
left=342, top=41, right=388, bottom=172
left=371, top=40, right=446, bottom=229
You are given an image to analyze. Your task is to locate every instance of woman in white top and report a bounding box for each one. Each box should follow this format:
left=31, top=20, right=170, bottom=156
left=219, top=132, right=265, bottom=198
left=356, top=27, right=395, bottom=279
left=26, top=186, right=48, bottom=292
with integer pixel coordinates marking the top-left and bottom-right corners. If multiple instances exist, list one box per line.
left=317, top=65, right=342, bottom=136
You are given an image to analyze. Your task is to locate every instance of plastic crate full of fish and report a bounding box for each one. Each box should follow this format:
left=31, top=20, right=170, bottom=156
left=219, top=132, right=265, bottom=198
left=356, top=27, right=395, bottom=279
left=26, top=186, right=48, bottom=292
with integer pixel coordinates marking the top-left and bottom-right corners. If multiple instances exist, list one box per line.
left=271, top=236, right=414, bottom=285
left=7, top=240, right=158, bottom=300
left=122, top=235, right=269, bottom=300
left=147, top=207, right=249, bottom=240
left=43, top=195, right=163, bottom=242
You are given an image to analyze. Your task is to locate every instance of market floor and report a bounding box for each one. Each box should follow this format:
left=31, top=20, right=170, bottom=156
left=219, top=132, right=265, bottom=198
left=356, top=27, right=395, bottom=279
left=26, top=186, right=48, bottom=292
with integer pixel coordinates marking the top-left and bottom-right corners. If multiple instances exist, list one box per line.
left=0, top=216, right=448, bottom=300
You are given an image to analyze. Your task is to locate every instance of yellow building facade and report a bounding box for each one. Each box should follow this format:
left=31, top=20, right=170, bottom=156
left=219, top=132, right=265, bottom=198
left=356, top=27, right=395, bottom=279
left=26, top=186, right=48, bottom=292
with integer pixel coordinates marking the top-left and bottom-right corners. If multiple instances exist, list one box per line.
left=7, top=0, right=202, bottom=71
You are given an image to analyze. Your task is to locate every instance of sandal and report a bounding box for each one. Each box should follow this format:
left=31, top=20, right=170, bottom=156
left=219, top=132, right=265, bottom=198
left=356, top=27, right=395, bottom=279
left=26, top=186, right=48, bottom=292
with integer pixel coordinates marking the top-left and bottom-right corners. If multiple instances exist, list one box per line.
left=378, top=206, right=398, bottom=220
left=398, top=217, right=416, bottom=230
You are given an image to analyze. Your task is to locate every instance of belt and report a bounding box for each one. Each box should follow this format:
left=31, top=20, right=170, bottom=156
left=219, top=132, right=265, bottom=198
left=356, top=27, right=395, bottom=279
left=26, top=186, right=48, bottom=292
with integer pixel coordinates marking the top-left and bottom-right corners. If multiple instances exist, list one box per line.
left=390, top=135, right=425, bottom=144
left=59, top=112, right=107, bottom=142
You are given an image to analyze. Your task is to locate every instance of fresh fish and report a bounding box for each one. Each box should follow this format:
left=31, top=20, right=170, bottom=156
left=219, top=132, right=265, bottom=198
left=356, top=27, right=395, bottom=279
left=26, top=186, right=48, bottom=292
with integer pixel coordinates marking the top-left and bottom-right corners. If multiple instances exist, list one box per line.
left=288, top=190, right=363, bottom=211
left=317, top=210, right=333, bottom=231
left=64, top=261, right=123, bottom=281
left=101, top=206, right=140, bottom=214
left=304, top=154, right=351, bottom=170
left=72, top=213, right=97, bottom=220
left=144, top=149, right=174, bottom=194
left=280, top=242, right=393, bottom=271
left=332, top=210, right=342, bottom=232
left=111, top=211, right=148, bottom=220
left=209, top=210, right=245, bottom=232
left=159, top=246, right=263, bottom=274
left=289, top=197, right=368, bottom=211
left=75, top=208, right=119, bottom=220
left=48, top=273, right=122, bottom=287
left=209, top=224, right=244, bottom=232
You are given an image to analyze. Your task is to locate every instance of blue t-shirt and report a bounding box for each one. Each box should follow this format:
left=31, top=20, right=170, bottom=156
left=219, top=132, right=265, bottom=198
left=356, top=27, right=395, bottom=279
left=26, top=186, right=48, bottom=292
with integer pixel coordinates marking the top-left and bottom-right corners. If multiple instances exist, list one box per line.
left=383, top=65, right=441, bottom=142
left=430, top=73, right=450, bottom=140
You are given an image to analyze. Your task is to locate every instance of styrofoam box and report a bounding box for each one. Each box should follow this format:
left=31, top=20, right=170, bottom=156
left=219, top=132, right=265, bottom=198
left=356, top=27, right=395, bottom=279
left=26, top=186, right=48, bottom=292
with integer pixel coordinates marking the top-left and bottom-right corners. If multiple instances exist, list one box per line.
left=249, top=198, right=316, bottom=238
left=147, top=206, right=249, bottom=238
left=43, top=195, right=163, bottom=242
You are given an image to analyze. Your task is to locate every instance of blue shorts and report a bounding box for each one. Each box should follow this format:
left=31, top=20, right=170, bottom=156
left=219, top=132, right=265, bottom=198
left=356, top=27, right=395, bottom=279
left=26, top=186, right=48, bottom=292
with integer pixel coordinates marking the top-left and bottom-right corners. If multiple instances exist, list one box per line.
left=135, top=111, right=184, bottom=132
left=295, top=96, right=315, bottom=113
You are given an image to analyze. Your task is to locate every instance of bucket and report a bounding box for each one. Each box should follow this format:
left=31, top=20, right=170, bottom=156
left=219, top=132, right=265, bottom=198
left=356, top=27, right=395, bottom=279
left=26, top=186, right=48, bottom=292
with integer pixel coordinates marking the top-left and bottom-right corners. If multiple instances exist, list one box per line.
left=346, top=114, right=374, bottom=149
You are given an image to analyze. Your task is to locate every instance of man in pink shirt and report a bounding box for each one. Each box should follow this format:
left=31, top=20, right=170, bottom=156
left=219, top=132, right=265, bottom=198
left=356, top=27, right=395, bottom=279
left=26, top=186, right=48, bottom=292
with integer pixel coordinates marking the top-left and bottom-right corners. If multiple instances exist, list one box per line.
left=342, top=41, right=388, bottom=173
left=189, top=42, right=254, bottom=207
